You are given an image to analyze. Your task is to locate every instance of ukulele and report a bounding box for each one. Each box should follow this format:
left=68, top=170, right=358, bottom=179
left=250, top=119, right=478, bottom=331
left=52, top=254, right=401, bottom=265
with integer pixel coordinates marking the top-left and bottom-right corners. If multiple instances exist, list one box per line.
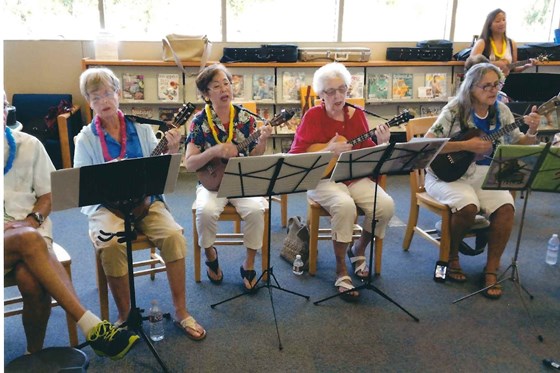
left=306, top=110, right=414, bottom=177
left=430, top=94, right=559, bottom=182
left=108, top=103, right=196, bottom=220
left=196, top=109, right=295, bottom=191
left=504, top=54, right=548, bottom=71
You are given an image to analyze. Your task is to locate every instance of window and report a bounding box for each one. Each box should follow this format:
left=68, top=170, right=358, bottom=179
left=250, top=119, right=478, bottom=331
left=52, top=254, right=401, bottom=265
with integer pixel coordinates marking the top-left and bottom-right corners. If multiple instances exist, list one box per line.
left=342, top=0, right=452, bottom=42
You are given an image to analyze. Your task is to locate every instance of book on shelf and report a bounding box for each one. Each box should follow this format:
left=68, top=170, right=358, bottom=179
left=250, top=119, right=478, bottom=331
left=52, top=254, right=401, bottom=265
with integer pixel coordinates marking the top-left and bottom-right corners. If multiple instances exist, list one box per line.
left=122, top=73, right=145, bottom=101
left=348, top=72, right=364, bottom=98
left=397, top=104, right=420, bottom=118
left=158, top=107, right=180, bottom=125
left=453, top=72, right=465, bottom=96
left=420, top=104, right=443, bottom=117
left=252, top=74, right=275, bottom=101
left=367, top=73, right=391, bottom=100
left=232, top=74, right=245, bottom=100
left=257, top=107, right=272, bottom=121
left=157, top=73, right=180, bottom=102
left=417, top=86, right=434, bottom=99
left=130, top=106, right=154, bottom=119
left=425, top=73, right=447, bottom=98
left=282, top=71, right=306, bottom=102
left=392, top=73, right=413, bottom=99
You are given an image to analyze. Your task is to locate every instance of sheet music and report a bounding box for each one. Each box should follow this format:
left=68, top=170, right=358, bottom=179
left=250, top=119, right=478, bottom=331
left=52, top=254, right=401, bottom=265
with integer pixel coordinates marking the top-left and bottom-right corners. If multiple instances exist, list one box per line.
left=217, top=152, right=332, bottom=199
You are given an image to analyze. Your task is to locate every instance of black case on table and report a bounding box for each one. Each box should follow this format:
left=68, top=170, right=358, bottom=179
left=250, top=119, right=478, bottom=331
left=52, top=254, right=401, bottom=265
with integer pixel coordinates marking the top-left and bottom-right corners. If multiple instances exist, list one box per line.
left=386, top=47, right=453, bottom=61
left=220, top=44, right=298, bottom=63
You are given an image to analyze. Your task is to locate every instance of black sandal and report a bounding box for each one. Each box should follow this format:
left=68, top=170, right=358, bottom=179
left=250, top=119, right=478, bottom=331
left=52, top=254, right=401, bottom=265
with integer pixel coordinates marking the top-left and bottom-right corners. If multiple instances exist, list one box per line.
left=205, top=247, right=223, bottom=284
left=239, top=265, right=257, bottom=291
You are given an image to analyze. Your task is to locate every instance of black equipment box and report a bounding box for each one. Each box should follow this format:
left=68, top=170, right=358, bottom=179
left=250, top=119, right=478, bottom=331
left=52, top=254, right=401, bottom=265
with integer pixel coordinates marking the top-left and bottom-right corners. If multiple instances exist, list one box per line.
left=517, top=43, right=560, bottom=61
left=386, top=47, right=453, bottom=62
left=220, top=44, right=298, bottom=63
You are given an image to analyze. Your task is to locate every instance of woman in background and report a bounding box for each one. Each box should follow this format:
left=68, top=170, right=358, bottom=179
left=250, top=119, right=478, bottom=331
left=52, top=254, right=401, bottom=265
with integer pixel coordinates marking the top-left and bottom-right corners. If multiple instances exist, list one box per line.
left=471, top=8, right=535, bottom=76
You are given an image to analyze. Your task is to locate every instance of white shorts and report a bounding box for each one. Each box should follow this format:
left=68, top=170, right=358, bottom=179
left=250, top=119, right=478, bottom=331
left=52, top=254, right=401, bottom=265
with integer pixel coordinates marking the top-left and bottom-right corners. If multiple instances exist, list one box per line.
left=425, top=165, right=514, bottom=216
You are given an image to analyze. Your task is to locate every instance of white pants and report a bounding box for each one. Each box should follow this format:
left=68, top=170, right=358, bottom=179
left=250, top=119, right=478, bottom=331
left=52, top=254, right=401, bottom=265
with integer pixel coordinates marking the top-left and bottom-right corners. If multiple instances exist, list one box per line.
left=308, top=178, right=395, bottom=243
left=425, top=165, right=514, bottom=215
left=195, top=184, right=266, bottom=250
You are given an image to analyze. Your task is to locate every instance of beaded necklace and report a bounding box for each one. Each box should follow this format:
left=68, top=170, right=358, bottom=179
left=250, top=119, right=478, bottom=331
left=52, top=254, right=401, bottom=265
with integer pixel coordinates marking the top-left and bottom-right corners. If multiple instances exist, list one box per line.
left=205, top=104, right=235, bottom=144
left=4, top=126, right=16, bottom=175
left=490, top=37, right=507, bottom=59
left=95, top=110, right=127, bottom=162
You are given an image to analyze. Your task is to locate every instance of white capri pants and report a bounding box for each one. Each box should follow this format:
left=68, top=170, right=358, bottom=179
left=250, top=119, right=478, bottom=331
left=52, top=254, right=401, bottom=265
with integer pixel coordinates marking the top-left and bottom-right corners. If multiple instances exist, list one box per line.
left=308, top=178, right=395, bottom=243
left=425, top=165, right=514, bottom=215
left=195, top=184, right=266, bottom=250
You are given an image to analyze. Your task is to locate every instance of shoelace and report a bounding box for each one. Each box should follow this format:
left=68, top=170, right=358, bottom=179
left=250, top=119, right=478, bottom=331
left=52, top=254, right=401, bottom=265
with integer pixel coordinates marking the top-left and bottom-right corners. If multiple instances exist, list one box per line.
left=89, top=321, right=119, bottom=342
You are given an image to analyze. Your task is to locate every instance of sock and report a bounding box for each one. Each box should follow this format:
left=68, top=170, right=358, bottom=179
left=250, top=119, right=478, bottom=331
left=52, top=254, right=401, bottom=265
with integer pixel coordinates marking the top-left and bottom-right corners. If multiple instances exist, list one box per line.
left=77, top=310, right=103, bottom=336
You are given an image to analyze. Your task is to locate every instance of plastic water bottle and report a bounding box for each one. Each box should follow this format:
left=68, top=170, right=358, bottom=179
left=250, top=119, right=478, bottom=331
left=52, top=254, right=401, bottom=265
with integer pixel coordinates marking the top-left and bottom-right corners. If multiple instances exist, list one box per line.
left=292, top=255, right=304, bottom=275
left=546, top=234, right=559, bottom=265
left=149, top=300, right=164, bottom=341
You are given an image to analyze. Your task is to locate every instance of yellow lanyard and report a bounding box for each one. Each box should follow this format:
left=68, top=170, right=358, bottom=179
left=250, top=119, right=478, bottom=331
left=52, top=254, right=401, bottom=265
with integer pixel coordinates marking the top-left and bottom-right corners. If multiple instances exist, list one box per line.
left=205, top=104, right=235, bottom=144
left=490, top=37, right=506, bottom=59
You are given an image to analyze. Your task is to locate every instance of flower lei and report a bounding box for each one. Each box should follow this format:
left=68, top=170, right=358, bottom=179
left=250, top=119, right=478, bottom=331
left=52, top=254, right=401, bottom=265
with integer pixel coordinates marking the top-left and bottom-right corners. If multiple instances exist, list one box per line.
left=205, top=104, right=235, bottom=144
left=490, top=37, right=506, bottom=59
left=4, top=126, right=16, bottom=175
left=95, top=110, right=127, bottom=162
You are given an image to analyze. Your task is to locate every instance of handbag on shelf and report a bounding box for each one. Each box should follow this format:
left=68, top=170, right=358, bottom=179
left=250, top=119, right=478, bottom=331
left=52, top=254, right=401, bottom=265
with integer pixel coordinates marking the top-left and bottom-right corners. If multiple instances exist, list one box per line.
left=162, top=34, right=212, bottom=73
left=280, top=216, right=310, bottom=271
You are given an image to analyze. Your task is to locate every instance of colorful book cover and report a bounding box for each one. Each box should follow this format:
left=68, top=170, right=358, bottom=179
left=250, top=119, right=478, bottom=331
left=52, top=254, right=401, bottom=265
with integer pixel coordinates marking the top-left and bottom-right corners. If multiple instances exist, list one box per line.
left=392, top=73, right=413, bottom=99
left=282, top=71, right=305, bottom=102
left=348, top=72, right=364, bottom=98
left=157, top=73, right=180, bottom=102
left=425, top=73, right=447, bottom=98
left=252, top=74, right=275, bottom=101
left=368, top=74, right=390, bottom=100
left=232, top=74, right=245, bottom=100
left=122, top=73, right=145, bottom=101
left=420, top=105, right=443, bottom=117
left=158, top=107, right=179, bottom=124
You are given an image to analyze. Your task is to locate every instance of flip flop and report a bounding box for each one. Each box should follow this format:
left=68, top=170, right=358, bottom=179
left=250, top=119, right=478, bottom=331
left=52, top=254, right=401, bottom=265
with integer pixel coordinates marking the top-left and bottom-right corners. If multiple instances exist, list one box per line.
left=481, top=271, right=503, bottom=300
left=240, top=265, right=257, bottom=291
left=174, top=316, right=207, bottom=341
left=205, top=247, right=223, bottom=284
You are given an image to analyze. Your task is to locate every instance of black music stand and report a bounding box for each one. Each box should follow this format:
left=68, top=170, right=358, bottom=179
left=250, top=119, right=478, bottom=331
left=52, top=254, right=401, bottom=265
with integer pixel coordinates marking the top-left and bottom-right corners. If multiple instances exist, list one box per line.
left=453, top=143, right=557, bottom=342
left=210, top=151, right=332, bottom=350
left=313, top=138, right=448, bottom=323
left=51, top=154, right=182, bottom=373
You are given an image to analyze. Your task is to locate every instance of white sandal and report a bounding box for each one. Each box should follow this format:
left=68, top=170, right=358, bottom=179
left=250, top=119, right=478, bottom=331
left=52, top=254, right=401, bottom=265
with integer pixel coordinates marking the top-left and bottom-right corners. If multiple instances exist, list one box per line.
left=347, top=246, right=369, bottom=279
left=334, top=275, right=359, bottom=301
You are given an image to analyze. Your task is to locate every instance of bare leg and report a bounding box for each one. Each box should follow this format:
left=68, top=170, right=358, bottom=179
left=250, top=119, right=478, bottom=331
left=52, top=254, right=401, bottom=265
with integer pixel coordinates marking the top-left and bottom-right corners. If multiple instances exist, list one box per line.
left=14, top=263, right=51, bottom=353
left=484, top=204, right=515, bottom=297
left=106, top=275, right=131, bottom=324
left=4, top=227, right=86, bottom=322
left=448, top=204, right=477, bottom=281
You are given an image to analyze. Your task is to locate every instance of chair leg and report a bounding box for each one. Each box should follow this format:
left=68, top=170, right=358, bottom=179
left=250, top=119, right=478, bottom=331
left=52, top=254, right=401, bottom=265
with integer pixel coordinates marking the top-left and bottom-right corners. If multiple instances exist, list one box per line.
left=403, top=203, right=419, bottom=251
left=307, top=205, right=320, bottom=276
left=374, top=237, right=383, bottom=276
left=192, top=209, right=201, bottom=283
left=280, top=194, right=288, bottom=228
left=63, top=263, right=79, bottom=346
left=95, top=250, right=110, bottom=321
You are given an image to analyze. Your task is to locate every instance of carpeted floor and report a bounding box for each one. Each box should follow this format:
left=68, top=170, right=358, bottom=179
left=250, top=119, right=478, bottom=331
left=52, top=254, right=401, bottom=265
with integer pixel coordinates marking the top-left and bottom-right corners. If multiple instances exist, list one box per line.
left=4, top=171, right=560, bottom=372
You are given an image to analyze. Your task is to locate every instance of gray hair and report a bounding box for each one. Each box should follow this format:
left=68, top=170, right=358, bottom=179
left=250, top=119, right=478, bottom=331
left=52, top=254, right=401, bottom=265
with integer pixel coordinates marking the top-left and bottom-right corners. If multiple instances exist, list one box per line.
left=79, top=67, right=120, bottom=100
left=312, top=62, right=352, bottom=95
left=454, top=62, right=503, bottom=125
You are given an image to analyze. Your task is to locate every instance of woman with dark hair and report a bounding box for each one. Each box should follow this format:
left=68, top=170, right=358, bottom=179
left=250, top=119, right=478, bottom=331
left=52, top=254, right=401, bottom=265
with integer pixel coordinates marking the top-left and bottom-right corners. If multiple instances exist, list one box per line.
left=184, top=64, right=272, bottom=291
left=424, top=63, right=540, bottom=299
left=471, top=8, right=534, bottom=76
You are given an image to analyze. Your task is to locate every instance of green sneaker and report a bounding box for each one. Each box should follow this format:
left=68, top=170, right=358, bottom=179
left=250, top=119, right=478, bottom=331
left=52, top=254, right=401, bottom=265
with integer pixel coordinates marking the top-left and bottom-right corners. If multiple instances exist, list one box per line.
left=87, top=320, right=139, bottom=360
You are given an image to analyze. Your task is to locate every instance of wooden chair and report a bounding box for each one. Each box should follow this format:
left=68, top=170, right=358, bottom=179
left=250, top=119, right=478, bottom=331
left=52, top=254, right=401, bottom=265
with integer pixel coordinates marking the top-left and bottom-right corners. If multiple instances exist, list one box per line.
left=92, top=233, right=166, bottom=321
left=313, top=97, right=366, bottom=108
left=4, top=243, right=79, bottom=347
left=192, top=202, right=270, bottom=282
left=306, top=175, right=386, bottom=276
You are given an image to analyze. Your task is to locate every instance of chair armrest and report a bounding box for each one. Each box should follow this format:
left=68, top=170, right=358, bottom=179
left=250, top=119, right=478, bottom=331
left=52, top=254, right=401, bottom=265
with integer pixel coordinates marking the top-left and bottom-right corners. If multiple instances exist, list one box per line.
left=57, top=105, right=82, bottom=168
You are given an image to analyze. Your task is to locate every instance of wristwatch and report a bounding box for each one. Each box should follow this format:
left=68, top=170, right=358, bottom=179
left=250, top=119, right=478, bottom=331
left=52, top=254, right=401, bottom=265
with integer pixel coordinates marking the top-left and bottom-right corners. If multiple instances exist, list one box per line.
left=27, top=212, right=45, bottom=226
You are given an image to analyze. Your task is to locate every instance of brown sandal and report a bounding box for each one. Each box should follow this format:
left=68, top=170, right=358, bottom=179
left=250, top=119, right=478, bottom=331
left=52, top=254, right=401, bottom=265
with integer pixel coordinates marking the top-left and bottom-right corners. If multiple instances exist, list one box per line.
left=447, top=257, right=468, bottom=283
left=482, top=271, right=503, bottom=300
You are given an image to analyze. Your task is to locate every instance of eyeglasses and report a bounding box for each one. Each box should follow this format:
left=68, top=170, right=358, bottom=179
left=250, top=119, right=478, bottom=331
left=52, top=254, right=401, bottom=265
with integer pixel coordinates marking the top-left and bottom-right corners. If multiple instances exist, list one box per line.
left=89, top=90, right=116, bottom=104
left=208, top=81, right=231, bottom=92
left=323, top=86, right=348, bottom=97
left=475, top=82, right=504, bottom=92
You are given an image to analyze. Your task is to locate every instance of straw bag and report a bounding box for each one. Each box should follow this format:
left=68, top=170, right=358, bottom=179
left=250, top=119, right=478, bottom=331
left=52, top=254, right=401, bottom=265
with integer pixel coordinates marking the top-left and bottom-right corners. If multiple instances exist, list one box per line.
left=280, top=216, right=309, bottom=271
left=162, top=34, right=212, bottom=73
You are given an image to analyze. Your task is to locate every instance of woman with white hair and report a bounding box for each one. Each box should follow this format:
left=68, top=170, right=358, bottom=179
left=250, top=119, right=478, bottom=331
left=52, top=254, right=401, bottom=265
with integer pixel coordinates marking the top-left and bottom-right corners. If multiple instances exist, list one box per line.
left=289, top=62, right=394, bottom=301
